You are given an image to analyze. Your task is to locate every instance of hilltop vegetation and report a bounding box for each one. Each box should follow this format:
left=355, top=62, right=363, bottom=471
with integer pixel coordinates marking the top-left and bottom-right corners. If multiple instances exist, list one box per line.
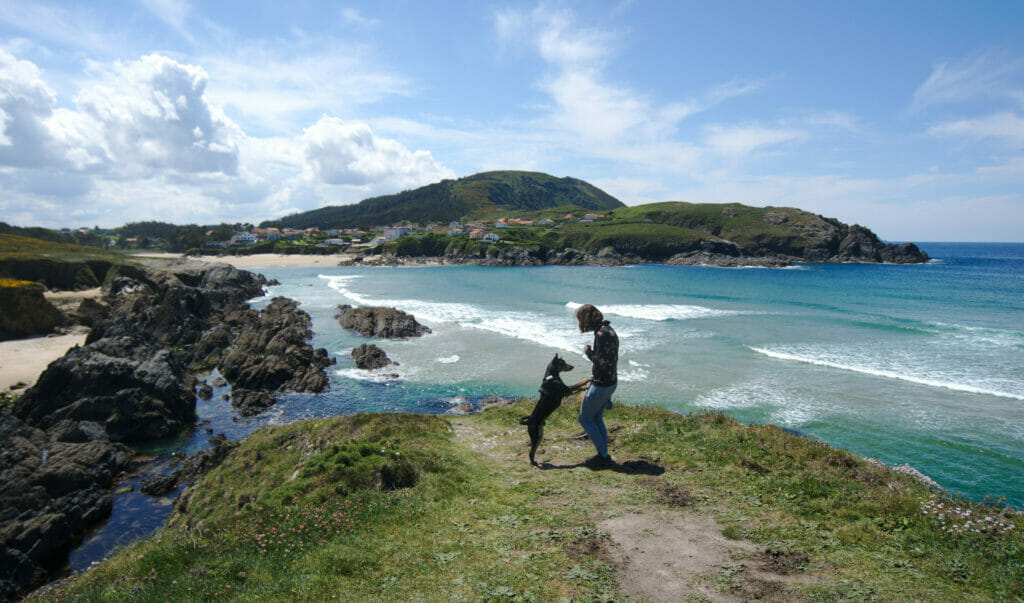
left=38, top=404, right=1022, bottom=601
left=262, top=171, right=625, bottom=230
left=0, top=233, right=133, bottom=289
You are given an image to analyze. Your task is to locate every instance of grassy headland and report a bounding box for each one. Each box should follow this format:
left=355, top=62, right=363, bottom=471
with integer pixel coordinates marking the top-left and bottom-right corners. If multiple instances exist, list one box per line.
left=35, top=401, right=1022, bottom=601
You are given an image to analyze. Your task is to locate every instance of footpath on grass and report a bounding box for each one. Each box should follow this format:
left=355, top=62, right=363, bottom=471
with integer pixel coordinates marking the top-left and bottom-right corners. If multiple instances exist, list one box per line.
left=33, top=400, right=1023, bottom=601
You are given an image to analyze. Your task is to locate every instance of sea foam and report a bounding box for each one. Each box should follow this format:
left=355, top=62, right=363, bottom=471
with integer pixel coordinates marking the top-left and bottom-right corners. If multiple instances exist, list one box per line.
left=566, top=301, right=741, bottom=321
left=750, top=346, right=1024, bottom=401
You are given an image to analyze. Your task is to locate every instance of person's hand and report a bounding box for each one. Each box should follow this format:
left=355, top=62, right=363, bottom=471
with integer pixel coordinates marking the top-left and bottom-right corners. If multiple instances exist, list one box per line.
left=583, top=344, right=591, bottom=355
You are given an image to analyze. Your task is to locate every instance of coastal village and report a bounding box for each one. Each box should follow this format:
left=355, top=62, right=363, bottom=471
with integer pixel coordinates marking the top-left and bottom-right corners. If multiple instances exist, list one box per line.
left=219, top=213, right=609, bottom=250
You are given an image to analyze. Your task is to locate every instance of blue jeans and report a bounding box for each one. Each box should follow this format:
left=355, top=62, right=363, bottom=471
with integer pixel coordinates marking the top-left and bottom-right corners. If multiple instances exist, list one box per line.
left=579, top=383, right=616, bottom=457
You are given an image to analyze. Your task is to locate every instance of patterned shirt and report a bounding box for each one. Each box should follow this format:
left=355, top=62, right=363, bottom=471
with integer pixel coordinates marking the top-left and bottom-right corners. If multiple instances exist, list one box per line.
left=586, top=321, right=618, bottom=386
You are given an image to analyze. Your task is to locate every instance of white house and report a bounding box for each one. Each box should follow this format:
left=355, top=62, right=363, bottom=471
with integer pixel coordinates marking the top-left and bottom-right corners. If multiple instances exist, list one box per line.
left=383, top=226, right=415, bottom=241
left=230, top=232, right=258, bottom=246
left=482, top=233, right=499, bottom=242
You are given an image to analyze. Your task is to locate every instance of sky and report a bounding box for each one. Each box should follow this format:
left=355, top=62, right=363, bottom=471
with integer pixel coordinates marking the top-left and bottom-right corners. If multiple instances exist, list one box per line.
left=1, top=1, right=1023, bottom=241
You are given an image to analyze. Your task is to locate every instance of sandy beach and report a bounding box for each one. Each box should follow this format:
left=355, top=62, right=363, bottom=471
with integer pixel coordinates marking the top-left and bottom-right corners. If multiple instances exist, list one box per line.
left=133, top=252, right=364, bottom=269
left=0, top=329, right=88, bottom=391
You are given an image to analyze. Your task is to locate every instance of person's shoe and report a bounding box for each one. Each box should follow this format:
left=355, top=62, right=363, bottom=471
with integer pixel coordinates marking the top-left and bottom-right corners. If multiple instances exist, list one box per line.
left=585, top=454, right=614, bottom=467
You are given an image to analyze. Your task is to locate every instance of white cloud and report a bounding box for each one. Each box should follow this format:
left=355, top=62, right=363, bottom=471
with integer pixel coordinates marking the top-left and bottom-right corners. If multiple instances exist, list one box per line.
left=0, top=48, right=63, bottom=167
left=72, top=53, right=241, bottom=177
left=703, top=124, right=806, bottom=156
left=302, top=115, right=453, bottom=190
left=340, top=7, right=378, bottom=28
left=141, top=0, right=190, bottom=30
left=200, top=40, right=411, bottom=135
left=912, top=52, right=1024, bottom=111
left=929, top=112, right=1024, bottom=145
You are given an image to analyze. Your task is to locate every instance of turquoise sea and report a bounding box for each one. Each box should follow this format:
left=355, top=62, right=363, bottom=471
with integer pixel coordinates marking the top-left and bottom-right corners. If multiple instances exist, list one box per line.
left=69, top=242, right=1024, bottom=570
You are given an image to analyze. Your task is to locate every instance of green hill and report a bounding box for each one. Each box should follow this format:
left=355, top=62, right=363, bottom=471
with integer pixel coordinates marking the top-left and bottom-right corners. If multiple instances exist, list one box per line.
left=0, top=233, right=132, bottom=289
left=261, top=171, right=624, bottom=229
left=45, top=404, right=1023, bottom=600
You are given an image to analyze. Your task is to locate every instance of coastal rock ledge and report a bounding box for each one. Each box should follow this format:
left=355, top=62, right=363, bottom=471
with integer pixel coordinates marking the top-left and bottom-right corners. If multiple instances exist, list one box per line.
left=335, top=304, right=431, bottom=338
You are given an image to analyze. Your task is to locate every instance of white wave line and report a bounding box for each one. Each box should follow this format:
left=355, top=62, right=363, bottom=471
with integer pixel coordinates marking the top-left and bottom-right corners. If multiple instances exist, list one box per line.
left=749, top=347, right=1024, bottom=401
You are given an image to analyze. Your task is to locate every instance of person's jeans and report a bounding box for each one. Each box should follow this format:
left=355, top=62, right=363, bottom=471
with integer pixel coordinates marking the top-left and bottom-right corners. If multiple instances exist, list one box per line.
left=579, top=382, right=616, bottom=457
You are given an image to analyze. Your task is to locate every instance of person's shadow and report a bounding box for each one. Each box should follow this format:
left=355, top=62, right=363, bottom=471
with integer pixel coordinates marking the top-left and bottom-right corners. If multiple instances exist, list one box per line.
left=538, top=458, right=664, bottom=475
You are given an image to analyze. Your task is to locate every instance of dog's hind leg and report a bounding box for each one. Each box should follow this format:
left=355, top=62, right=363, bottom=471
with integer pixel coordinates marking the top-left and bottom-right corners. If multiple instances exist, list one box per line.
left=527, top=421, right=542, bottom=466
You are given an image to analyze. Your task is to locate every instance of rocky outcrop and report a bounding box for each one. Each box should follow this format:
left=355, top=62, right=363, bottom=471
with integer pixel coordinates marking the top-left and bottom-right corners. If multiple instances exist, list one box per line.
left=351, top=343, right=395, bottom=370
left=139, top=434, right=237, bottom=496
left=665, top=251, right=793, bottom=267
left=218, top=297, right=335, bottom=397
left=2, top=260, right=336, bottom=598
left=0, top=412, right=129, bottom=600
left=230, top=389, right=277, bottom=417
left=335, top=305, right=431, bottom=338
left=0, top=281, right=65, bottom=341
left=70, top=297, right=110, bottom=327
left=13, top=333, right=196, bottom=442
left=0, top=258, right=115, bottom=290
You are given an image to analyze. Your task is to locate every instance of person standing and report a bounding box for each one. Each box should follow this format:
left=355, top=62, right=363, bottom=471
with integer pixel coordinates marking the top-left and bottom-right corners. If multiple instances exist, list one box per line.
left=575, top=304, right=618, bottom=466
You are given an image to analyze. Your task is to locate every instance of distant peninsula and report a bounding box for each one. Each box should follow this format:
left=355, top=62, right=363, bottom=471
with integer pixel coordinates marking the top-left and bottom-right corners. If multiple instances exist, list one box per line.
left=1, top=170, right=929, bottom=268
left=258, top=171, right=928, bottom=267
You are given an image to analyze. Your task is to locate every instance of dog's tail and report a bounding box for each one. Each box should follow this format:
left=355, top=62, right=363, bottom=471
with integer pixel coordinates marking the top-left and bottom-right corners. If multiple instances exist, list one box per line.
left=518, top=416, right=530, bottom=425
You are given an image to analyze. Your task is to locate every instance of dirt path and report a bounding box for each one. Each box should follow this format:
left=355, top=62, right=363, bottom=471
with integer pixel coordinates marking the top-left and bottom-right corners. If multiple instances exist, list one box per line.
left=450, top=417, right=816, bottom=602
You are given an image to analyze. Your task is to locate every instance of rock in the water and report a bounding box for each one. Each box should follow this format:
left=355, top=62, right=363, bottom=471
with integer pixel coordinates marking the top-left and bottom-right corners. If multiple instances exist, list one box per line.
left=230, top=389, right=277, bottom=417
left=351, top=343, right=396, bottom=370
left=218, top=297, right=334, bottom=397
left=335, top=304, right=431, bottom=338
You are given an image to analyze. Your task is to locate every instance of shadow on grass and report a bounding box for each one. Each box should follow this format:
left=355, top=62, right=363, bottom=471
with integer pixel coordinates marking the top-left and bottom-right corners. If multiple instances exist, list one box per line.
left=539, top=458, right=664, bottom=476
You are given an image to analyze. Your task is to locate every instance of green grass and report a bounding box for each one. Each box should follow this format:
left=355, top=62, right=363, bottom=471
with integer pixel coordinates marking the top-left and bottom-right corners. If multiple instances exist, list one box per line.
left=33, top=404, right=1023, bottom=601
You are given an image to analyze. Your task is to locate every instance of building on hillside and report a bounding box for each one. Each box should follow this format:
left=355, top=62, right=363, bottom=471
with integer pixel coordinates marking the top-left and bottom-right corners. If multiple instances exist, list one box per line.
left=324, top=238, right=346, bottom=246
left=584, top=213, right=603, bottom=220
left=282, top=229, right=302, bottom=240
left=564, top=213, right=575, bottom=219
left=468, top=228, right=485, bottom=239
left=446, top=227, right=464, bottom=237
left=425, top=223, right=443, bottom=232
left=231, top=232, right=258, bottom=246
left=482, top=233, right=499, bottom=242
left=495, top=219, right=508, bottom=228
left=383, top=226, right=415, bottom=241
left=538, top=218, right=555, bottom=225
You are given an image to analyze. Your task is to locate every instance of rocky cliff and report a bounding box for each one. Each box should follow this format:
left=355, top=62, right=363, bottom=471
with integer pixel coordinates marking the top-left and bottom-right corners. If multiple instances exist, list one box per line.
left=1, top=260, right=335, bottom=599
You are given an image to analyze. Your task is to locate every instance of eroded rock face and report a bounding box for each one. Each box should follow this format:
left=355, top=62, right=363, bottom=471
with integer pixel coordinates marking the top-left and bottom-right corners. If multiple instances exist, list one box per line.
left=219, top=297, right=335, bottom=396
left=335, top=304, right=431, bottom=338
left=351, top=343, right=395, bottom=370
left=0, top=283, right=65, bottom=341
left=14, top=335, right=195, bottom=442
left=0, top=261, right=334, bottom=598
left=0, top=412, right=129, bottom=600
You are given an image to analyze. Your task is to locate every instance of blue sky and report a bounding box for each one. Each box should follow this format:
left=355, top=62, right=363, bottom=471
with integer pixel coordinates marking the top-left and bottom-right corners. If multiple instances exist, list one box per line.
left=1, top=1, right=1023, bottom=241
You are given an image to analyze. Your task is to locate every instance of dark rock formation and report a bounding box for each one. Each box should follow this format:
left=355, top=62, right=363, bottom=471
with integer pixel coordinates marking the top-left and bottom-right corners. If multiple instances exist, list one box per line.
left=1, top=260, right=333, bottom=597
left=218, top=297, right=335, bottom=396
left=351, top=343, right=396, bottom=370
left=230, top=389, right=276, bottom=417
left=13, top=334, right=195, bottom=442
left=140, top=434, right=237, bottom=496
left=0, top=282, right=65, bottom=341
left=0, top=258, right=115, bottom=290
left=335, top=304, right=431, bottom=338
left=665, top=251, right=793, bottom=267
left=70, top=297, right=110, bottom=327
left=0, top=412, right=129, bottom=600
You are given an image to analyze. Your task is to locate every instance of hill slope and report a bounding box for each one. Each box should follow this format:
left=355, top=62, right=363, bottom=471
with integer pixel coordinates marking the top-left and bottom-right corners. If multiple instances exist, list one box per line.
left=48, top=403, right=1022, bottom=601
left=262, top=171, right=624, bottom=229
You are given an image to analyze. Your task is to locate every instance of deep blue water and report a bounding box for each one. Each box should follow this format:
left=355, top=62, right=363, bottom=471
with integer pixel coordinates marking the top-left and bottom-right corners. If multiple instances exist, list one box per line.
left=68, top=242, right=1024, bottom=572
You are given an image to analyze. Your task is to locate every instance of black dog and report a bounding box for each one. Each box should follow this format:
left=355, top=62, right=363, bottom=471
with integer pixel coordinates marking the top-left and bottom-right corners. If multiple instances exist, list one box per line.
left=519, top=354, right=590, bottom=466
